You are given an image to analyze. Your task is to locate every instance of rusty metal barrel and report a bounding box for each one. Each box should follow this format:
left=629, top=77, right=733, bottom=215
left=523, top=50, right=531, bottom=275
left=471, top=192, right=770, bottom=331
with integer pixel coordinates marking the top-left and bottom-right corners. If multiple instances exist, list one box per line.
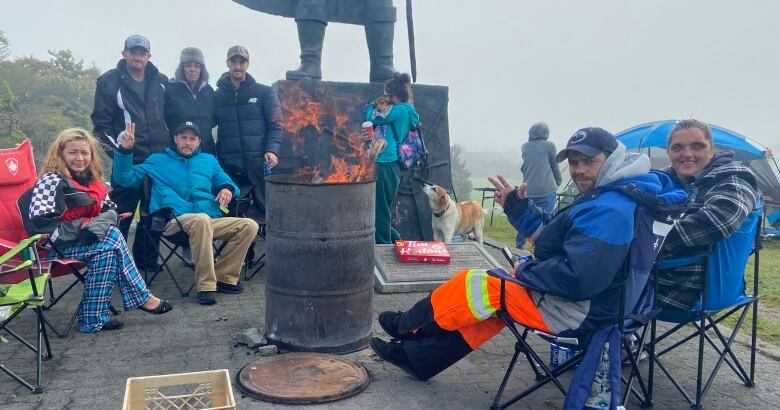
left=264, top=175, right=375, bottom=353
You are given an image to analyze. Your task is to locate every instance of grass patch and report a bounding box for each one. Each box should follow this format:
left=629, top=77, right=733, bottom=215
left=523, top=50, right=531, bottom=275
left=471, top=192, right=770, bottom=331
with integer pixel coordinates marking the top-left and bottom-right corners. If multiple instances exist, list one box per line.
left=719, top=239, right=780, bottom=345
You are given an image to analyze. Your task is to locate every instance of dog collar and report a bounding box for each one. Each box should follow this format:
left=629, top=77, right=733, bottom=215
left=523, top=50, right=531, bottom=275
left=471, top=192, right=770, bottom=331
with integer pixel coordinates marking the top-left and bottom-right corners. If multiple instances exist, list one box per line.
left=433, top=203, right=450, bottom=218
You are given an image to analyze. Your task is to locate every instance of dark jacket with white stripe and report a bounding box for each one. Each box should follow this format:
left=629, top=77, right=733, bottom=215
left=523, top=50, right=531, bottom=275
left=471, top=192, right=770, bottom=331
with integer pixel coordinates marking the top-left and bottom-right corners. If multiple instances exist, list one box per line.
left=91, top=60, right=169, bottom=163
left=213, top=72, right=283, bottom=175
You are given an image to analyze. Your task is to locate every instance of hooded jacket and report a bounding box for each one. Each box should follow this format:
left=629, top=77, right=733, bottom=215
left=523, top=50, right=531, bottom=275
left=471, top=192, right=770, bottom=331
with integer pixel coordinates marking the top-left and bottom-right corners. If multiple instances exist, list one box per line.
left=521, top=124, right=563, bottom=197
left=112, top=147, right=239, bottom=218
left=367, top=102, right=421, bottom=164
left=91, top=60, right=169, bottom=162
left=213, top=72, right=283, bottom=175
left=657, top=151, right=757, bottom=309
left=504, top=143, right=689, bottom=337
left=165, top=66, right=216, bottom=154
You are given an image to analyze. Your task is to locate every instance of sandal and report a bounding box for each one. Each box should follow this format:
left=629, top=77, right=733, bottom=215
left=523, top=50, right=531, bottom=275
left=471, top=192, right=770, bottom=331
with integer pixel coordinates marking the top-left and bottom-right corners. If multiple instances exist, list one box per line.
left=138, top=299, right=173, bottom=314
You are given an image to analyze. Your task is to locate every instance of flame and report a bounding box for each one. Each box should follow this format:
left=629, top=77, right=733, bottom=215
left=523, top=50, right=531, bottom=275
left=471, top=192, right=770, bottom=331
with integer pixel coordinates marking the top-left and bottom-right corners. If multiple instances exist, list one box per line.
left=279, top=82, right=375, bottom=184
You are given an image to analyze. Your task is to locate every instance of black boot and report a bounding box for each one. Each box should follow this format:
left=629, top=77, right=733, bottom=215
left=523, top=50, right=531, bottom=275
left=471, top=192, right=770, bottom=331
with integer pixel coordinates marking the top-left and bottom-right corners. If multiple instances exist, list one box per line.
left=365, top=21, right=398, bottom=83
left=286, top=20, right=326, bottom=81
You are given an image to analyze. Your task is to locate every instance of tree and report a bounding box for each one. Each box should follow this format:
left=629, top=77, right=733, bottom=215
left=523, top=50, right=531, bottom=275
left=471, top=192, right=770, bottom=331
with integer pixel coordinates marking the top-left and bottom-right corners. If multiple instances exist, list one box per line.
left=450, top=144, right=473, bottom=201
left=0, top=48, right=101, bottom=164
left=0, top=31, right=10, bottom=62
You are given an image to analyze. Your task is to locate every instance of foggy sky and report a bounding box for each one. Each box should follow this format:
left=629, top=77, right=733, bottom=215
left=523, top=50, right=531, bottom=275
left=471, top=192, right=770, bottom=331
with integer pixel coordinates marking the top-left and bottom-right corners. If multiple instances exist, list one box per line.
left=1, top=0, right=778, bottom=156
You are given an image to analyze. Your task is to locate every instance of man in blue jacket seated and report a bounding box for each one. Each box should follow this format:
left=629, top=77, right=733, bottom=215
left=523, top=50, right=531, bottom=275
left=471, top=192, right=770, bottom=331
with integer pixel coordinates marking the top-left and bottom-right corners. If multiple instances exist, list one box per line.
left=371, top=127, right=688, bottom=381
left=113, top=121, right=259, bottom=305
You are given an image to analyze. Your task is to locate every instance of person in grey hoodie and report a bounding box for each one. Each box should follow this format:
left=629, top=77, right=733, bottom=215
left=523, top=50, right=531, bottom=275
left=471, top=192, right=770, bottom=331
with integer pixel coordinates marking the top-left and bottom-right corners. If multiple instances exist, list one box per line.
left=165, top=47, right=216, bottom=154
left=518, top=122, right=562, bottom=248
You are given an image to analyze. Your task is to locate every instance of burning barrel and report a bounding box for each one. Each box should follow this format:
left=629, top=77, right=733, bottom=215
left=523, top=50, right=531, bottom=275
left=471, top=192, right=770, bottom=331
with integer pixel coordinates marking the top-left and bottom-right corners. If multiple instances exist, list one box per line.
left=264, top=174, right=375, bottom=353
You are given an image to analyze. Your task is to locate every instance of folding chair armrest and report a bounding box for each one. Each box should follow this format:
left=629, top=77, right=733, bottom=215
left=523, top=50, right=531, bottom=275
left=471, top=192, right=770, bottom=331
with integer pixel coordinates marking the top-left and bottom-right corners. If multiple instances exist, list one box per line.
left=0, top=234, right=41, bottom=265
left=657, top=253, right=707, bottom=270
left=486, top=267, right=521, bottom=284
left=531, top=329, right=581, bottom=347
left=0, top=259, right=33, bottom=276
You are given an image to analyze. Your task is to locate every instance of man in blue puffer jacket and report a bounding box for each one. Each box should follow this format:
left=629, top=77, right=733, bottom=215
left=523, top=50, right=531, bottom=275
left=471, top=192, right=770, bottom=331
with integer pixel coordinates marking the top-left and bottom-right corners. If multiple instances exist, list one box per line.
left=370, top=127, right=688, bottom=381
left=113, top=121, right=259, bottom=306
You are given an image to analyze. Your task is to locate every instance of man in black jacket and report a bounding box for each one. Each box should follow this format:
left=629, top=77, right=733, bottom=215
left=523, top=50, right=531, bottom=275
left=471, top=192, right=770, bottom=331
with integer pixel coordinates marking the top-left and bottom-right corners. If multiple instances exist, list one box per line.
left=91, top=34, right=168, bottom=269
left=214, top=45, right=283, bottom=219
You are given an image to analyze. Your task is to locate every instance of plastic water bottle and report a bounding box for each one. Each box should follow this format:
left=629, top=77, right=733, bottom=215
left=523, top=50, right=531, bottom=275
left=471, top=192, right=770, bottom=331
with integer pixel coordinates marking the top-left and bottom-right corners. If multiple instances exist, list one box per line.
left=584, top=342, right=611, bottom=409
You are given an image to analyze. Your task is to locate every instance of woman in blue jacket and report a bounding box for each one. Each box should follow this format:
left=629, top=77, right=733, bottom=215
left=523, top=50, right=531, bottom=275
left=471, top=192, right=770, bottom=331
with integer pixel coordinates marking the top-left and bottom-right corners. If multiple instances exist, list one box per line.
left=366, top=73, right=420, bottom=244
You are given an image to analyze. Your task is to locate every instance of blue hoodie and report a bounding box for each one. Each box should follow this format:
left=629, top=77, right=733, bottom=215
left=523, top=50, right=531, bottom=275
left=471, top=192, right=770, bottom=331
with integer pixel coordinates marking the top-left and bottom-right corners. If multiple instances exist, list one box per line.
left=113, top=147, right=239, bottom=218
left=504, top=143, right=688, bottom=337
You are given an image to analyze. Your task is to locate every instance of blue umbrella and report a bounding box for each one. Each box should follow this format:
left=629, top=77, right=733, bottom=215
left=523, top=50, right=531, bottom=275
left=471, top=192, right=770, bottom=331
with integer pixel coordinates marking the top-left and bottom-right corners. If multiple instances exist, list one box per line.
left=615, top=120, right=766, bottom=161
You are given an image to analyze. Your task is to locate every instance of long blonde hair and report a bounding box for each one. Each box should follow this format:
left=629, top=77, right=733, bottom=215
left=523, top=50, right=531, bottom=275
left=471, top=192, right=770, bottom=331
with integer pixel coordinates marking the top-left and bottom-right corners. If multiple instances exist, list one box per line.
left=40, top=128, right=104, bottom=180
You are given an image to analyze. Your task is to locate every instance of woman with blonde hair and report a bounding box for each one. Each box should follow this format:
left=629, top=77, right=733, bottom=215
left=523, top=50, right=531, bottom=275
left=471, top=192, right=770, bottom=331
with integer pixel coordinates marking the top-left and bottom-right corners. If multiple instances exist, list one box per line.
left=20, top=127, right=172, bottom=333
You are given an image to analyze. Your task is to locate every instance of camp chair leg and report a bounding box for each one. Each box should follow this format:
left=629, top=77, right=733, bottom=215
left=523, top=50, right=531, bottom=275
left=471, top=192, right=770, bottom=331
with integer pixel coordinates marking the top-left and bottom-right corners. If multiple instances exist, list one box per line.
left=701, top=311, right=752, bottom=393
left=621, top=334, right=651, bottom=407
left=37, top=307, right=52, bottom=361
left=749, top=299, right=758, bottom=387
left=0, top=308, right=50, bottom=394
left=244, top=253, right=265, bottom=281
left=0, top=363, right=42, bottom=394
left=646, top=319, right=656, bottom=408
left=490, top=345, right=522, bottom=410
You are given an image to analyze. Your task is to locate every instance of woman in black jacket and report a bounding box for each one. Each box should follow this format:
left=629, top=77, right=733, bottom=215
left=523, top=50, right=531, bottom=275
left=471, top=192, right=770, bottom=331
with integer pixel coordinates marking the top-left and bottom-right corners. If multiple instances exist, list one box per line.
left=165, top=47, right=216, bottom=154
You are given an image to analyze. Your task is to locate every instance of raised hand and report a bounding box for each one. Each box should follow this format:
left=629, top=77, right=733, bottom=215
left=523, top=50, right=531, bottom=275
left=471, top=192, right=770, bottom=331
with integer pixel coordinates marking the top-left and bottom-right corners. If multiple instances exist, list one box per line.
left=488, top=174, right=526, bottom=207
left=118, top=122, right=136, bottom=150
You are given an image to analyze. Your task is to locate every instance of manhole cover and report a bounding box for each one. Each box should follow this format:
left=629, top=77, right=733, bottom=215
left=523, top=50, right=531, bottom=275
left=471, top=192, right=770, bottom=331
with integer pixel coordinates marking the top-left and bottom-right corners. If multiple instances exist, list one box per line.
left=237, top=352, right=369, bottom=404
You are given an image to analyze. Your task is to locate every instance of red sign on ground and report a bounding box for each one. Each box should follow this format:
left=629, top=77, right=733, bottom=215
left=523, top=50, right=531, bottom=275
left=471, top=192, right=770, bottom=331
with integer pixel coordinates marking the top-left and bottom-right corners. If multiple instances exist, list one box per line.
left=394, top=240, right=451, bottom=264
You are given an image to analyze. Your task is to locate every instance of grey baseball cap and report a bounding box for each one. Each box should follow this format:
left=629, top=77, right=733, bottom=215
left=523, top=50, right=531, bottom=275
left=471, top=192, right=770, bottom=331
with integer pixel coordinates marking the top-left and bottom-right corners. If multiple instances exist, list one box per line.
left=226, top=45, right=249, bottom=61
left=124, top=34, right=150, bottom=52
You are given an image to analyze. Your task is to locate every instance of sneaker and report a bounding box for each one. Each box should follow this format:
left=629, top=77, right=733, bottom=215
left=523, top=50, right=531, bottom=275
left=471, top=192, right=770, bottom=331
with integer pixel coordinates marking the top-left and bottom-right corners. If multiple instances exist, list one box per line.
left=197, top=291, right=217, bottom=305
left=369, top=337, right=424, bottom=380
left=216, top=281, right=244, bottom=294
left=378, top=311, right=405, bottom=339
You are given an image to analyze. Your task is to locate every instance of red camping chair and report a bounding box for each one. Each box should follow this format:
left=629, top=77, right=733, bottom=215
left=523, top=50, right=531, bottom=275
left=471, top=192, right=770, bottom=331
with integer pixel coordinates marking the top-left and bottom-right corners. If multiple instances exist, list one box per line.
left=0, top=139, right=116, bottom=337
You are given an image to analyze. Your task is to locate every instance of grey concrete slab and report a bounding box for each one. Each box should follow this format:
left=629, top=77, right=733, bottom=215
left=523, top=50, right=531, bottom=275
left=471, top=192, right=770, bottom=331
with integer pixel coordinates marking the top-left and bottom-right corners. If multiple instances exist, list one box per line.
left=2, top=237, right=780, bottom=409
left=374, top=242, right=502, bottom=293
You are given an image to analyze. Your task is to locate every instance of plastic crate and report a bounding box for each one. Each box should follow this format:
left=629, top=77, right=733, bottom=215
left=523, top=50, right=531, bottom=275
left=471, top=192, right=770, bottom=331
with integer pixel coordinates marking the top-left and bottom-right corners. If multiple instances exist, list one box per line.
left=122, top=369, right=236, bottom=410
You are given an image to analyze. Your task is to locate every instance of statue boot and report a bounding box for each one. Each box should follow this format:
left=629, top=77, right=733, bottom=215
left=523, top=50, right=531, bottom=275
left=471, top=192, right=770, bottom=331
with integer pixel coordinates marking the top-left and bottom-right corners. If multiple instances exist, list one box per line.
left=286, top=20, right=326, bottom=81
left=365, top=21, right=398, bottom=83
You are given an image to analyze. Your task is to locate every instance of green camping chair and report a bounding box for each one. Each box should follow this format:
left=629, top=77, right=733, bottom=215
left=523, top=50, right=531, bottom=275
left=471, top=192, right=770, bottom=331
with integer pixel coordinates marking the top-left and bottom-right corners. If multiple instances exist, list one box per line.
left=0, top=234, right=53, bottom=394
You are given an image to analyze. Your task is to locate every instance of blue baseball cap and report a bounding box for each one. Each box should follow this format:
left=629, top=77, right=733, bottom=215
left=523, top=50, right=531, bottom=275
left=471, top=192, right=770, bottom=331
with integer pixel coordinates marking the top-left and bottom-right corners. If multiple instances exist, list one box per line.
left=556, top=127, right=618, bottom=163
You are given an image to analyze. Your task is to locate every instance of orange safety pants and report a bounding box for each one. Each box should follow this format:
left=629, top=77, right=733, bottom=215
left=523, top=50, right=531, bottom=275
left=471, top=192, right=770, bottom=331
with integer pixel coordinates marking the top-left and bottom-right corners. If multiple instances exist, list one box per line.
left=429, top=268, right=551, bottom=349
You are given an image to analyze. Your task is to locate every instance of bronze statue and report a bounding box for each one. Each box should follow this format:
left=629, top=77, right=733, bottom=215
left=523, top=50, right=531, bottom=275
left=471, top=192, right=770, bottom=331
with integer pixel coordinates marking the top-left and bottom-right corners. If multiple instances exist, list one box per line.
left=233, top=0, right=401, bottom=82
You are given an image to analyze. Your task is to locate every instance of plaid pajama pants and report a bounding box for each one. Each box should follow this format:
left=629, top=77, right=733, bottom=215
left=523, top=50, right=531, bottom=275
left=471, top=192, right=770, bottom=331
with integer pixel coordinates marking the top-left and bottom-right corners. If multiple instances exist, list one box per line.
left=45, top=226, right=151, bottom=333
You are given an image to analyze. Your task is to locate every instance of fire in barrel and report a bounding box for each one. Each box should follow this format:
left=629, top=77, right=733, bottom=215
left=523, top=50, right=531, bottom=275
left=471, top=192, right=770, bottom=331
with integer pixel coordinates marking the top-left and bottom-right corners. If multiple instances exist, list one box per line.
left=264, top=81, right=375, bottom=353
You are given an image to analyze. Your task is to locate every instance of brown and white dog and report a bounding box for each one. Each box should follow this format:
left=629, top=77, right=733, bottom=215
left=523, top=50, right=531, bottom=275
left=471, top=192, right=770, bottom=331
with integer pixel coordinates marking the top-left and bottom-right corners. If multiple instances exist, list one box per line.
left=423, top=183, right=485, bottom=244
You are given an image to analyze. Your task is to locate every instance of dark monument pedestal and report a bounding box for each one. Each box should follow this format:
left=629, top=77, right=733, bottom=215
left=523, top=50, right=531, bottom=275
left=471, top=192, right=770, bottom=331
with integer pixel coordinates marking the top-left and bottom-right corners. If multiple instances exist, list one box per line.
left=273, top=79, right=452, bottom=241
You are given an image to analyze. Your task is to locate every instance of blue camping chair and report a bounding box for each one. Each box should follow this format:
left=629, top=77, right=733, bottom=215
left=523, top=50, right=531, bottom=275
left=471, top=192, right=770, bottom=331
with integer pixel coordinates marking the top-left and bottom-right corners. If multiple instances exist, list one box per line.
left=647, top=199, right=762, bottom=409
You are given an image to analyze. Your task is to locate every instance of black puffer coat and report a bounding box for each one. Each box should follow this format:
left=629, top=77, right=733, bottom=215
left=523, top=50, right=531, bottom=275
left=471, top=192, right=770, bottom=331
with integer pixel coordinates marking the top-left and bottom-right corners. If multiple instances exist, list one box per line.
left=165, top=80, right=216, bottom=154
left=91, top=60, right=169, bottom=162
left=213, top=72, right=283, bottom=175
